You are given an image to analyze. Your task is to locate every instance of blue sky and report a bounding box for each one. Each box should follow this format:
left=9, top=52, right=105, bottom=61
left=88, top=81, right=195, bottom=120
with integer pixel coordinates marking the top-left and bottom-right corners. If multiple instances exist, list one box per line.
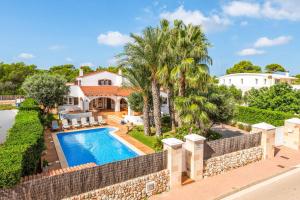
left=0, top=0, right=299, bottom=76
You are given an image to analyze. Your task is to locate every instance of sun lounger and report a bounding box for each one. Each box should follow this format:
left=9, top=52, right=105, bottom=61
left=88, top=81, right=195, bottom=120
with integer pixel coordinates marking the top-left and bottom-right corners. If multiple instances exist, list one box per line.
left=51, top=120, right=60, bottom=131
left=97, top=116, right=106, bottom=125
left=81, top=117, right=90, bottom=127
left=89, top=116, right=99, bottom=126
left=62, top=119, right=71, bottom=130
left=71, top=118, right=80, bottom=128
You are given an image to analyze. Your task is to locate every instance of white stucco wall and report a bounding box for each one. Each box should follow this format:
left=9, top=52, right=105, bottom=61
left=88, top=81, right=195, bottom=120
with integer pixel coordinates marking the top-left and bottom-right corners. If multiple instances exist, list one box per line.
left=218, top=73, right=295, bottom=93
left=79, top=71, right=123, bottom=86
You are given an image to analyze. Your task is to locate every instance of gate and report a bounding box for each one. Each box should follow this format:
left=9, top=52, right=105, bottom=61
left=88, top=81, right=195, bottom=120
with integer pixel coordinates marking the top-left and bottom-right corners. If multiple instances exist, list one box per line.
left=275, top=126, right=284, bottom=146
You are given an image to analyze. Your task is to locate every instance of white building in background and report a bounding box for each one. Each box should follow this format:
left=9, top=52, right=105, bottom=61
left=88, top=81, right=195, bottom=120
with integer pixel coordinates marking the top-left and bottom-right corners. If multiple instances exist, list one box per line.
left=60, top=68, right=169, bottom=120
left=218, top=72, right=298, bottom=93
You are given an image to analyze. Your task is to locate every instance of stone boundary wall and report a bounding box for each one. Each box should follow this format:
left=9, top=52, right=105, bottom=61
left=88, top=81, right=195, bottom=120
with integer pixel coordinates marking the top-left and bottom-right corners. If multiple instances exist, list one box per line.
left=64, top=170, right=169, bottom=200
left=0, top=151, right=167, bottom=200
left=203, top=146, right=263, bottom=178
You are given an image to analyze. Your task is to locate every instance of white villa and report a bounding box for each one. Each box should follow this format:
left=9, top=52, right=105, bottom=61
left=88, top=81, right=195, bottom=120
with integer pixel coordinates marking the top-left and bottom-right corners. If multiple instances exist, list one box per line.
left=218, top=72, right=298, bottom=93
left=60, top=68, right=169, bottom=122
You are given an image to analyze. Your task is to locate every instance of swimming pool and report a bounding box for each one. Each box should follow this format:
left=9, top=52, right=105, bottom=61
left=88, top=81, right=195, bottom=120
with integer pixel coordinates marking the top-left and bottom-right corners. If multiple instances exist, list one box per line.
left=57, top=128, right=139, bottom=167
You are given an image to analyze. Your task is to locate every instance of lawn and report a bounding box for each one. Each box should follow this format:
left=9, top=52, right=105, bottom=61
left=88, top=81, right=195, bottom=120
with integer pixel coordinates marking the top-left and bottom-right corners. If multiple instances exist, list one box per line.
left=0, top=104, right=16, bottom=110
left=128, top=127, right=157, bottom=150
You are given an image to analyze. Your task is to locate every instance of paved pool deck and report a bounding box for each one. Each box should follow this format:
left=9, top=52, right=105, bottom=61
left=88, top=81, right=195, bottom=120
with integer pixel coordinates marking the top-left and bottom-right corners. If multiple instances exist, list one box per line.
left=43, top=117, right=154, bottom=171
left=0, top=109, right=18, bottom=144
left=151, top=146, right=300, bottom=200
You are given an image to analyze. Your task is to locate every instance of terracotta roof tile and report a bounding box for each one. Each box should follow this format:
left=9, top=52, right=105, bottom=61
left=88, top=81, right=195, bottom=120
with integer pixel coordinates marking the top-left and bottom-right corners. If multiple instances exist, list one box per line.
left=80, top=86, right=133, bottom=97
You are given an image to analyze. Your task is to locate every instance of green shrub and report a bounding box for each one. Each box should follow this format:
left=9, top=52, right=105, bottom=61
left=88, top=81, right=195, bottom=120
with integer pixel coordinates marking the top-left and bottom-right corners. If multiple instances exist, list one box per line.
left=19, top=98, right=40, bottom=111
left=238, top=123, right=244, bottom=130
left=0, top=109, right=44, bottom=188
left=235, top=106, right=295, bottom=127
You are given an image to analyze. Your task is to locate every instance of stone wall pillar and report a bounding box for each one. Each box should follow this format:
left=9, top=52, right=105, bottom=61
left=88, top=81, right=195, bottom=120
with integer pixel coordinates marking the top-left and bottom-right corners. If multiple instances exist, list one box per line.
left=183, top=134, right=205, bottom=181
left=284, top=118, right=300, bottom=150
left=252, top=122, right=276, bottom=159
left=162, top=138, right=184, bottom=189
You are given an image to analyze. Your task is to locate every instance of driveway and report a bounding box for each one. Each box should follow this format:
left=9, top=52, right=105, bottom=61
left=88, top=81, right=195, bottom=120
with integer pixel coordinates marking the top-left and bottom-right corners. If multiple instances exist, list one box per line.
left=211, top=124, right=249, bottom=138
left=0, top=109, right=18, bottom=143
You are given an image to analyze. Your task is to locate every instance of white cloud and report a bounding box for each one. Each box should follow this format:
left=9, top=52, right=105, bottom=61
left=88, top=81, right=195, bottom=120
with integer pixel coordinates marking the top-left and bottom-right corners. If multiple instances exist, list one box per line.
left=160, top=6, right=231, bottom=32
left=237, top=48, right=265, bottom=56
left=80, top=62, right=94, bottom=67
left=240, top=21, right=249, bottom=26
left=222, top=0, right=300, bottom=21
left=97, top=31, right=132, bottom=46
left=18, top=53, right=35, bottom=59
left=223, top=1, right=260, bottom=17
left=254, top=36, right=292, bottom=47
left=65, top=57, right=73, bottom=62
left=49, top=45, right=65, bottom=50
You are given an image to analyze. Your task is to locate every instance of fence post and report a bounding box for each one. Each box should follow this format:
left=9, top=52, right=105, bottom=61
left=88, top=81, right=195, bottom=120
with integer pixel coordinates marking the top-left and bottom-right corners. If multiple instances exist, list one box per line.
left=184, top=134, right=206, bottom=181
left=252, top=122, right=276, bottom=159
left=284, top=118, right=300, bottom=150
left=162, top=138, right=184, bottom=188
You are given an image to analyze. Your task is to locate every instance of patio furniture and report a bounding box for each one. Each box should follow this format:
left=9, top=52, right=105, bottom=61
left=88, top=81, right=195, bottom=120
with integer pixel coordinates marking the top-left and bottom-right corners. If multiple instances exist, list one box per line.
left=51, top=120, right=60, bottom=131
left=89, top=116, right=99, bottom=126
left=71, top=118, right=80, bottom=128
left=62, top=119, right=71, bottom=130
left=81, top=117, right=90, bottom=127
left=98, top=116, right=106, bottom=125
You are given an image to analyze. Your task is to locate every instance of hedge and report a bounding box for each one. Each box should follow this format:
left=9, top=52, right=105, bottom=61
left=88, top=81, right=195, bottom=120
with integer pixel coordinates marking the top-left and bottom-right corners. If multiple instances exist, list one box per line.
left=0, top=99, right=44, bottom=188
left=235, top=106, right=295, bottom=127
left=19, top=98, right=40, bottom=111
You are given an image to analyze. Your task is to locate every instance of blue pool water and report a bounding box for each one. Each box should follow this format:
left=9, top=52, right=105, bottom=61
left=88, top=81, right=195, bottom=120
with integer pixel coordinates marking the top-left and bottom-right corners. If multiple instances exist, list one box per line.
left=57, top=128, right=139, bottom=167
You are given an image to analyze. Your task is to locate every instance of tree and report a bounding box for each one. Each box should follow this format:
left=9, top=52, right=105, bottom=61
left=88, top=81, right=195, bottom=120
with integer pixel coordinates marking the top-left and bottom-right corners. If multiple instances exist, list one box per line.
left=226, top=61, right=262, bottom=74
left=123, top=64, right=152, bottom=135
left=123, top=27, right=165, bottom=136
left=206, top=85, right=237, bottom=126
left=97, top=66, right=119, bottom=73
left=175, top=94, right=216, bottom=130
left=265, top=64, right=286, bottom=73
left=245, top=83, right=300, bottom=114
left=295, top=74, right=300, bottom=84
left=127, top=92, right=143, bottom=113
left=49, top=64, right=78, bottom=82
left=169, top=20, right=211, bottom=127
left=22, top=73, right=69, bottom=113
left=0, top=62, right=38, bottom=94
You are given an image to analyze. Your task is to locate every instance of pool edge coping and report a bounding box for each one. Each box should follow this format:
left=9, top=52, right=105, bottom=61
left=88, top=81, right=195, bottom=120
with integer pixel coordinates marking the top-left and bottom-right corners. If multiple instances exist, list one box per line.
left=52, top=126, right=145, bottom=168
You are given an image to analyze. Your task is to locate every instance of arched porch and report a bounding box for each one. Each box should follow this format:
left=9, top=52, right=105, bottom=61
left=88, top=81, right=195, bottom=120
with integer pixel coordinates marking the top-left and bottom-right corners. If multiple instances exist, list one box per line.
left=87, top=96, right=131, bottom=116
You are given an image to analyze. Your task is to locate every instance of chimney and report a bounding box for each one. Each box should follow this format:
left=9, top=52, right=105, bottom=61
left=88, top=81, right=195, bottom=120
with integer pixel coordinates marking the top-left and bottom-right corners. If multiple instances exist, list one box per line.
left=118, top=68, right=122, bottom=76
left=79, top=67, right=84, bottom=77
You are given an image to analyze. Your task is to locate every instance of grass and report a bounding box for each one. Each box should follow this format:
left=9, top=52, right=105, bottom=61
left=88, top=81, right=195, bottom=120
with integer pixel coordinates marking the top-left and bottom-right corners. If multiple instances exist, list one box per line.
left=0, top=104, right=16, bottom=110
left=128, top=127, right=157, bottom=150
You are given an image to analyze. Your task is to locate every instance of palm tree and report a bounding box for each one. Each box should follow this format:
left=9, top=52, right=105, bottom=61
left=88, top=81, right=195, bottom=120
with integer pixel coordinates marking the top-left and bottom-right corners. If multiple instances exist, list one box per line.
left=169, top=20, right=212, bottom=127
left=123, top=65, right=152, bottom=135
left=175, top=94, right=216, bottom=131
left=122, top=27, right=165, bottom=136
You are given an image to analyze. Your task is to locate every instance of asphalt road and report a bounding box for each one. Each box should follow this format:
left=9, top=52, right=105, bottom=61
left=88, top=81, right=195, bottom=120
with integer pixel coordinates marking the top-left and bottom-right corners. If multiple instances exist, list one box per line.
left=226, top=168, right=300, bottom=200
left=0, top=109, right=18, bottom=143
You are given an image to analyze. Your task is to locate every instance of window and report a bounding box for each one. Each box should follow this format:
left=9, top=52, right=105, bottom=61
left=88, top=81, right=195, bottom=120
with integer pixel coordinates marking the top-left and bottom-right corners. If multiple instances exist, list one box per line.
left=255, top=79, right=258, bottom=85
left=229, top=79, right=231, bottom=84
left=264, top=79, right=267, bottom=85
left=98, top=79, right=112, bottom=85
left=241, top=78, right=244, bottom=84
left=68, top=97, right=72, bottom=105
left=74, top=97, right=79, bottom=105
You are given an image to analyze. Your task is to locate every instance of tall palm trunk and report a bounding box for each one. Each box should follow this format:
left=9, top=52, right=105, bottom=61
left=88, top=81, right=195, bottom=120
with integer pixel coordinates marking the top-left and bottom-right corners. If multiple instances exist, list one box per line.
left=151, top=79, right=162, bottom=136
left=176, top=71, right=185, bottom=127
left=167, top=87, right=176, bottom=131
left=143, top=96, right=151, bottom=136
